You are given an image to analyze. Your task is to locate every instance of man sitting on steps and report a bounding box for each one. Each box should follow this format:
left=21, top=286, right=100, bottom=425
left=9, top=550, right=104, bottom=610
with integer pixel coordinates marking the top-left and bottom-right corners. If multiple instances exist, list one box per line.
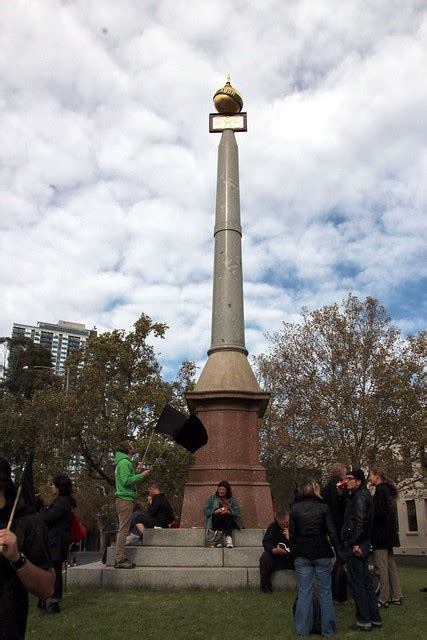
left=126, top=481, right=175, bottom=546
left=259, top=510, right=294, bottom=593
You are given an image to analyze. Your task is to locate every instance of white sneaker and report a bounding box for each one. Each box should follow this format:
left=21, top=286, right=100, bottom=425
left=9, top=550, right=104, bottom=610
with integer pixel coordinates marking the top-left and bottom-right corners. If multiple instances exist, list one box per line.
left=125, top=533, right=140, bottom=545
left=225, top=535, right=233, bottom=548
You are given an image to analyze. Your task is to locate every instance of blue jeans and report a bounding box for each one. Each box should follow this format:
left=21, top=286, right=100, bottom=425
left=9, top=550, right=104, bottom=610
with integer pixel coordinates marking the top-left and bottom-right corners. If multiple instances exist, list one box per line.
left=294, top=557, right=336, bottom=637
left=346, top=543, right=381, bottom=628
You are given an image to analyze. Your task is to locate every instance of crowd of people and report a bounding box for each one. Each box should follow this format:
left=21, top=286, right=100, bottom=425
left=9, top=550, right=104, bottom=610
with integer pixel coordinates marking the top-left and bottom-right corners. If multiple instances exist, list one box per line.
left=0, top=444, right=404, bottom=639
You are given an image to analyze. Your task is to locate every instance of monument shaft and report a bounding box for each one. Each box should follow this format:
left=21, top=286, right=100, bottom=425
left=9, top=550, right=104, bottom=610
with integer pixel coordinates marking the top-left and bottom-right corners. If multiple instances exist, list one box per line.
left=210, top=130, right=246, bottom=355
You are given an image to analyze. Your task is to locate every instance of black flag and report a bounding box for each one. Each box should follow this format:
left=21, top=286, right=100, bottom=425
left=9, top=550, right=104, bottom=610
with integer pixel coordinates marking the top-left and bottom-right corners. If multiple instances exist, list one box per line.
left=20, top=452, right=36, bottom=511
left=154, top=404, right=208, bottom=453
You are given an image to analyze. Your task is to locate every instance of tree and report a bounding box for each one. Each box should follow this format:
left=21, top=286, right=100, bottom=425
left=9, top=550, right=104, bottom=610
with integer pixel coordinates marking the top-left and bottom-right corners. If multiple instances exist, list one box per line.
left=0, top=337, right=62, bottom=471
left=0, top=314, right=197, bottom=530
left=255, top=295, right=426, bottom=497
left=2, top=337, right=57, bottom=398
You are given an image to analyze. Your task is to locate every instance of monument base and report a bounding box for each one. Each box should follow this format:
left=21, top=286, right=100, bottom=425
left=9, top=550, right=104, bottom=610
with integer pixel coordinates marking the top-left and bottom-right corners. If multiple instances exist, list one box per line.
left=181, top=389, right=272, bottom=528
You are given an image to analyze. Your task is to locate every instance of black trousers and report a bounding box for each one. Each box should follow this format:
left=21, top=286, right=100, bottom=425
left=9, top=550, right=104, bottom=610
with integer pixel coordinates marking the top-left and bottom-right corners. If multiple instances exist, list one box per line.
left=259, top=551, right=293, bottom=588
left=211, top=513, right=234, bottom=536
left=332, top=560, right=348, bottom=602
left=52, top=560, right=63, bottom=600
left=130, top=512, right=158, bottom=535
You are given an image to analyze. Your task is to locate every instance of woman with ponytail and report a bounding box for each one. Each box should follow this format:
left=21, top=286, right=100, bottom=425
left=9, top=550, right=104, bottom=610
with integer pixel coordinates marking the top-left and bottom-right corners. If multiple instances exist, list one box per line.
left=369, top=467, right=402, bottom=607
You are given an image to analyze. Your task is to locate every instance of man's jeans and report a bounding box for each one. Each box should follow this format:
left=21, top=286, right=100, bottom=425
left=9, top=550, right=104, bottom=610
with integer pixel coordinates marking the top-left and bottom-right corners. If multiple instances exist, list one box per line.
left=346, top=543, right=382, bottom=628
left=294, top=557, right=336, bottom=637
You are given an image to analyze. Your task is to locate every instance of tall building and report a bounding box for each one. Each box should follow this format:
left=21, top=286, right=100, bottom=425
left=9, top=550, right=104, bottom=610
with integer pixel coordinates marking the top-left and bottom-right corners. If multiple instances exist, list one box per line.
left=11, top=320, right=95, bottom=375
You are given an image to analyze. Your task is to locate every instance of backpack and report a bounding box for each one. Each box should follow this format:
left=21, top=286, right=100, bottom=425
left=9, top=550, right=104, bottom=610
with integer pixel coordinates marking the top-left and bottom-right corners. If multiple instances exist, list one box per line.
left=70, top=511, right=86, bottom=544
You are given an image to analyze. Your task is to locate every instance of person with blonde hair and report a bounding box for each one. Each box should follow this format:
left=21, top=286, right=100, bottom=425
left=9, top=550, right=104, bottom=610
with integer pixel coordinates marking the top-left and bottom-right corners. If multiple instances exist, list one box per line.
left=369, top=467, right=402, bottom=607
left=290, top=479, right=343, bottom=637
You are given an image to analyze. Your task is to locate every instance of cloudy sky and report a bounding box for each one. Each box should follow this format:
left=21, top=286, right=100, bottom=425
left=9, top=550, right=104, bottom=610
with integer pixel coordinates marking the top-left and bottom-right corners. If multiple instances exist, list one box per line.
left=1, top=0, right=426, bottom=379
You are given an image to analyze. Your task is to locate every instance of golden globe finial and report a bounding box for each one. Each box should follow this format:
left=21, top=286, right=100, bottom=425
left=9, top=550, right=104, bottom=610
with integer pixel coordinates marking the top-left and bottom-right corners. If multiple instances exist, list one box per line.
left=213, top=75, right=243, bottom=114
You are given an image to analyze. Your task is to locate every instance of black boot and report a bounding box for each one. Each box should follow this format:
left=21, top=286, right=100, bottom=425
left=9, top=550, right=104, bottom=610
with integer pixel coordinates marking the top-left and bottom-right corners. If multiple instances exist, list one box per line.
left=44, top=602, right=61, bottom=614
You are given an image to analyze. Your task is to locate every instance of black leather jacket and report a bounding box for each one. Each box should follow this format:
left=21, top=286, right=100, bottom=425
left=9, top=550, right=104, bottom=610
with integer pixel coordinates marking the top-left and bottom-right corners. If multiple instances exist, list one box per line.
left=342, top=484, right=373, bottom=546
left=290, top=496, right=341, bottom=560
left=40, top=495, right=75, bottom=562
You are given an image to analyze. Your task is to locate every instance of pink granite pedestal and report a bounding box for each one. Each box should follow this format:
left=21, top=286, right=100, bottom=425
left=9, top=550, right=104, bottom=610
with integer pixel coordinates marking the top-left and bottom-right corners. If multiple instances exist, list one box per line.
left=181, top=389, right=272, bottom=528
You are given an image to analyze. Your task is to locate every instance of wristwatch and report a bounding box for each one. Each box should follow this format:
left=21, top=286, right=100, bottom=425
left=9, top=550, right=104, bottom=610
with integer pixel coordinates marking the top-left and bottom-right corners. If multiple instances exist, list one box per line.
left=10, top=552, right=27, bottom=570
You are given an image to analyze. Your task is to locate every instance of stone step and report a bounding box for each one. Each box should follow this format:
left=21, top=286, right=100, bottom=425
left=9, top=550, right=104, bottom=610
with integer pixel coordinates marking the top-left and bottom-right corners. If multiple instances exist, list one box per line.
left=138, top=528, right=265, bottom=547
left=106, top=545, right=265, bottom=567
left=67, top=562, right=297, bottom=590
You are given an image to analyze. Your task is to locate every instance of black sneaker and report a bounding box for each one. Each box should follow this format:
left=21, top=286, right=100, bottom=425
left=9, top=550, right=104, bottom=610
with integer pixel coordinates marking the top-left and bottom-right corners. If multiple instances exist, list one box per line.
left=114, top=559, right=136, bottom=569
left=377, top=600, right=389, bottom=608
left=44, top=602, right=61, bottom=615
left=261, top=585, right=273, bottom=594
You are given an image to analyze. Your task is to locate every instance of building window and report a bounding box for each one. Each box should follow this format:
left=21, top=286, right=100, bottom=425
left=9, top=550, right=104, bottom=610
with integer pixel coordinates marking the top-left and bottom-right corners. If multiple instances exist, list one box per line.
left=406, top=500, right=418, bottom=532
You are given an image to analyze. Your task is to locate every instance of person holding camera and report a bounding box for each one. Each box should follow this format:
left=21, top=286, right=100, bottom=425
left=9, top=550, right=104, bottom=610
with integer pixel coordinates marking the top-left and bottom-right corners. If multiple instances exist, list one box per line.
left=259, top=510, right=293, bottom=593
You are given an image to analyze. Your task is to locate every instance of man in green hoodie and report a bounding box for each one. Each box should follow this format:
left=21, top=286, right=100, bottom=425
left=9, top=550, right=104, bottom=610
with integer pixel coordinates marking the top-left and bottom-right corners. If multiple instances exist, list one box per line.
left=114, top=441, right=150, bottom=569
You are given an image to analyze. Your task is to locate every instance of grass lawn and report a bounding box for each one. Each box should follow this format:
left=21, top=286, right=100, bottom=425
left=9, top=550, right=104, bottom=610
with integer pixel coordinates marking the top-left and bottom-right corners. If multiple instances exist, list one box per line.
left=27, top=568, right=426, bottom=639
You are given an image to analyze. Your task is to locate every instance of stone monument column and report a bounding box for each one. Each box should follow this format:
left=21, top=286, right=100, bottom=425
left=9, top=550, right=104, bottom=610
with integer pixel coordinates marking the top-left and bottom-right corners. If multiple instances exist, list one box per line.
left=180, top=78, right=272, bottom=528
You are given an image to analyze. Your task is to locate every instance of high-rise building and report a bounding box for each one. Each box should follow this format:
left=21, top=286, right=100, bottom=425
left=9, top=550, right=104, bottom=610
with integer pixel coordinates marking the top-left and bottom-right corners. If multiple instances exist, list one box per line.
left=11, top=320, right=95, bottom=375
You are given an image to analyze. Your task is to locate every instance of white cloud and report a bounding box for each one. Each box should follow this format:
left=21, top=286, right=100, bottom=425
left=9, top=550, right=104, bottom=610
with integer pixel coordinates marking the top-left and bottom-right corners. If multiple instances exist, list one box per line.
left=1, top=0, right=425, bottom=379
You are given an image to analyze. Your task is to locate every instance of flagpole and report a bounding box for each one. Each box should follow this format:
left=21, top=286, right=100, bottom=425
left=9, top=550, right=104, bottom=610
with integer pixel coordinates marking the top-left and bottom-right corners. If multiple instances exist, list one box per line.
left=149, top=441, right=170, bottom=468
left=141, top=429, right=156, bottom=465
left=0, top=486, right=22, bottom=554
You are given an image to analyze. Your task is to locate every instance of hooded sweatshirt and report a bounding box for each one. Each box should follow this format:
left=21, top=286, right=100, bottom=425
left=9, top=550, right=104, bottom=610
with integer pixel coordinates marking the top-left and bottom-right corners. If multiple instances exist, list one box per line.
left=114, top=452, right=146, bottom=501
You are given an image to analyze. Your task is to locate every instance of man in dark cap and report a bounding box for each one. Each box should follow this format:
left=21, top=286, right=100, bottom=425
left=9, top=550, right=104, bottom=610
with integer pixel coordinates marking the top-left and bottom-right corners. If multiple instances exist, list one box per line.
left=0, top=457, right=54, bottom=639
left=342, top=468, right=382, bottom=632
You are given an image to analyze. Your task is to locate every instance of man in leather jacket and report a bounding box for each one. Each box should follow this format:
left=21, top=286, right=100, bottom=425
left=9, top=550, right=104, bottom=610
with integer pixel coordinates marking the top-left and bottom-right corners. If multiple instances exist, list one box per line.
left=342, top=468, right=382, bottom=632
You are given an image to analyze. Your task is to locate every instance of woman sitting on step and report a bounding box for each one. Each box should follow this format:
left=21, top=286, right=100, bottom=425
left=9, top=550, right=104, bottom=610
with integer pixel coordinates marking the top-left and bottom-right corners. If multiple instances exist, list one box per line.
left=204, top=480, right=241, bottom=548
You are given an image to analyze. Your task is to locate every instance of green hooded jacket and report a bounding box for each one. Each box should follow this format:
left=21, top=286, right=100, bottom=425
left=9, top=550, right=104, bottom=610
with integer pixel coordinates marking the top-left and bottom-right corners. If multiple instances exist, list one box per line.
left=114, top=452, right=146, bottom=501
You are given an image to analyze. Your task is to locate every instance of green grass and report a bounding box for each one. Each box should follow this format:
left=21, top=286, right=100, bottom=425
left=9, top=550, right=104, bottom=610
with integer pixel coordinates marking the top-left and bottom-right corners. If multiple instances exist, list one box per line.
left=27, top=568, right=426, bottom=639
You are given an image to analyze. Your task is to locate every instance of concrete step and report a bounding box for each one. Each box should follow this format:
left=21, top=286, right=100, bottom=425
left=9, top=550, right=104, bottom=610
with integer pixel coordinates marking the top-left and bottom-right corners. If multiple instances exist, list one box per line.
left=139, top=528, right=265, bottom=547
left=67, top=562, right=297, bottom=590
left=106, top=545, right=265, bottom=567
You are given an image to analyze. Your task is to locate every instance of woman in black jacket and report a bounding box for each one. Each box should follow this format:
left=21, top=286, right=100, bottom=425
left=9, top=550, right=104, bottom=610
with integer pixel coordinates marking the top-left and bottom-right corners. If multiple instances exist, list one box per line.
left=290, top=479, right=343, bottom=638
left=369, top=467, right=402, bottom=606
left=40, top=475, right=75, bottom=614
